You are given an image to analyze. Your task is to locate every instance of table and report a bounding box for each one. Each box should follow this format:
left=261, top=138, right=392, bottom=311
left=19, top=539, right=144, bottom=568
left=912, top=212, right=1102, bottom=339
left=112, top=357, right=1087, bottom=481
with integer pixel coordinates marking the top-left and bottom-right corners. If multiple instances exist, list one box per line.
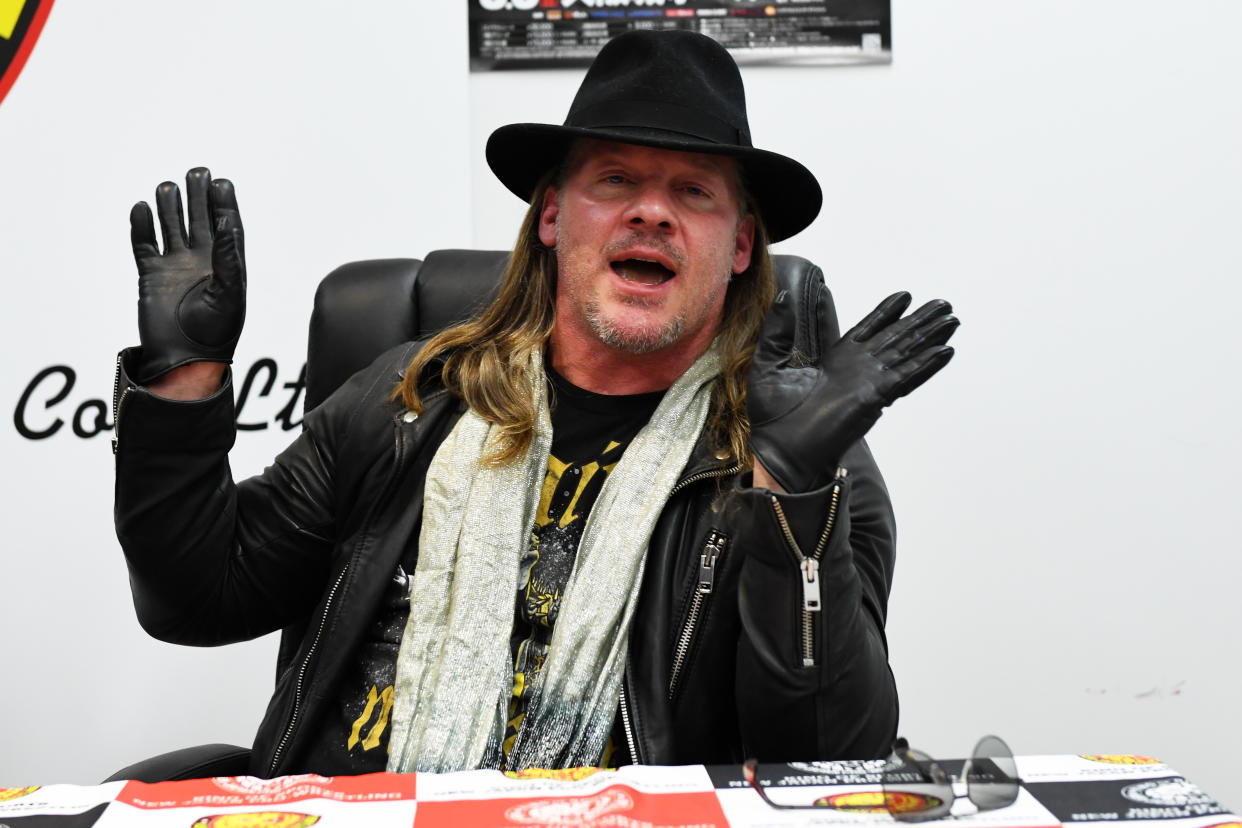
left=1, top=755, right=1237, bottom=827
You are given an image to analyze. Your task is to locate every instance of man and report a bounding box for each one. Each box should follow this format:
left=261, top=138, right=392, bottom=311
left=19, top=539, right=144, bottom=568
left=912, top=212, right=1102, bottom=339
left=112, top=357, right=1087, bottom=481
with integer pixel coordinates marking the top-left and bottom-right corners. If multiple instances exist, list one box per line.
left=114, top=30, right=956, bottom=777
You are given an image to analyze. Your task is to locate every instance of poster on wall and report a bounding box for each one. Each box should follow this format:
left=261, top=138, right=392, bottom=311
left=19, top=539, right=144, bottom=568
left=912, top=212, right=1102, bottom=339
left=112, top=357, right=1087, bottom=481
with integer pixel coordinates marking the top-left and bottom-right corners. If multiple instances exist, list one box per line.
left=469, top=0, right=891, bottom=71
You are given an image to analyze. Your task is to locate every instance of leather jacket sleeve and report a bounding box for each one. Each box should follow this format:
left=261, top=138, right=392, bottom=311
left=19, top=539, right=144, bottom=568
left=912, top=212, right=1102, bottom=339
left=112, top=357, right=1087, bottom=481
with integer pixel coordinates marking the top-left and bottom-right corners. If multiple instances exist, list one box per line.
left=112, top=345, right=395, bottom=646
left=726, top=437, right=898, bottom=760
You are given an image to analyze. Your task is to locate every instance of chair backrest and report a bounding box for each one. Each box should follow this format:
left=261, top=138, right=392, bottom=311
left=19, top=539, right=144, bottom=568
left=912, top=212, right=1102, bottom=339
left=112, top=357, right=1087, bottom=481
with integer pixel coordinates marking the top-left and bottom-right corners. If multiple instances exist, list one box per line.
left=303, top=250, right=837, bottom=413
left=304, top=250, right=507, bottom=412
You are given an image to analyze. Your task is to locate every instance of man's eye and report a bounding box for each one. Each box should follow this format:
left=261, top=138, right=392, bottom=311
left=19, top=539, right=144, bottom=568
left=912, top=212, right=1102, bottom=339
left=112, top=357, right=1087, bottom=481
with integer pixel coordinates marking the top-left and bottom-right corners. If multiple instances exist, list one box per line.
left=683, top=185, right=709, bottom=197
left=604, top=174, right=627, bottom=184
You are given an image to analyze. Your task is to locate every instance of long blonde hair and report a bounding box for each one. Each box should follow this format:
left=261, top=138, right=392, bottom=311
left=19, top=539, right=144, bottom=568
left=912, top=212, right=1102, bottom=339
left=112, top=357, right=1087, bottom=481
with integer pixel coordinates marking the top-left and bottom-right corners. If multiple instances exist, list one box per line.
left=395, top=170, right=774, bottom=467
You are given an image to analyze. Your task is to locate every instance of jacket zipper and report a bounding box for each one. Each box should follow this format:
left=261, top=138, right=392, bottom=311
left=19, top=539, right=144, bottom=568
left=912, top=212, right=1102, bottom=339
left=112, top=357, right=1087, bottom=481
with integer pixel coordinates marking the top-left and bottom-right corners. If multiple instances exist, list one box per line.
left=769, top=467, right=847, bottom=667
left=619, top=461, right=736, bottom=763
left=268, top=564, right=348, bottom=774
left=668, top=463, right=740, bottom=497
left=667, top=528, right=727, bottom=701
left=267, top=408, right=416, bottom=775
left=111, top=354, right=129, bottom=455
left=618, top=678, right=640, bottom=764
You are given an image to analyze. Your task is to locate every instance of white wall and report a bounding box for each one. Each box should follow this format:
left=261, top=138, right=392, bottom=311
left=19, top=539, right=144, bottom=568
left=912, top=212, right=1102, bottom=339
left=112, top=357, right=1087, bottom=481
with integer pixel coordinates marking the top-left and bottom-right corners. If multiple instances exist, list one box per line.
left=2, top=0, right=1239, bottom=811
left=0, top=0, right=471, bottom=785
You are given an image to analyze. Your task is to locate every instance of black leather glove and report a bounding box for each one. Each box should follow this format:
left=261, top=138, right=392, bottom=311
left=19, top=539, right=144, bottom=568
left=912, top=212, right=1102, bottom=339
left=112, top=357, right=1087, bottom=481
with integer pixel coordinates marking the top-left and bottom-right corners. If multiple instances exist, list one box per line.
left=749, top=285, right=958, bottom=492
left=130, top=167, right=246, bottom=384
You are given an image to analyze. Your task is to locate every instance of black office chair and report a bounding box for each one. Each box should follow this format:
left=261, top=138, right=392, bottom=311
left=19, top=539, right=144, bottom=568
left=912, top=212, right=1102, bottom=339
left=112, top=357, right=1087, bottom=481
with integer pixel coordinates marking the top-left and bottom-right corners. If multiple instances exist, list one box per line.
left=105, top=249, right=836, bottom=782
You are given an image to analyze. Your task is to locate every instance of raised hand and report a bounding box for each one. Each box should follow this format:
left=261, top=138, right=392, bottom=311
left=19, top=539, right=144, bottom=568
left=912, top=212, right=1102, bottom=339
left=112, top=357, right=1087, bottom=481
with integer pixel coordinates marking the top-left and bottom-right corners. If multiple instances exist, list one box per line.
left=130, top=167, right=246, bottom=384
left=748, top=284, right=958, bottom=492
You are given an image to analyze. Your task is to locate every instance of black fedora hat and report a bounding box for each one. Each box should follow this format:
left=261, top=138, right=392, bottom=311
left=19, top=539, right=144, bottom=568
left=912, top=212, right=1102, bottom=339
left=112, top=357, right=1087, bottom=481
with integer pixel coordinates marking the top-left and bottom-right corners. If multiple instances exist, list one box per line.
left=486, top=29, right=822, bottom=243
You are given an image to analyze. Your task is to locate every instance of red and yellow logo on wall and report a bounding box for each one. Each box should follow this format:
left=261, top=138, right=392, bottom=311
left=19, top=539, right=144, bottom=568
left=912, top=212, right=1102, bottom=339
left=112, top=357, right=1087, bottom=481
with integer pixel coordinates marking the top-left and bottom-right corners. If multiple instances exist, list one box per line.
left=1, top=0, right=54, bottom=108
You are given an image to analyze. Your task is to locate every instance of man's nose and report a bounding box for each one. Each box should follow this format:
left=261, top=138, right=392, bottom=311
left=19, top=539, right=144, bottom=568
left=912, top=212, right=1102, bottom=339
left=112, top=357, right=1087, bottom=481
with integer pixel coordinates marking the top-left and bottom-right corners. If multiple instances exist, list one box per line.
left=624, top=185, right=676, bottom=231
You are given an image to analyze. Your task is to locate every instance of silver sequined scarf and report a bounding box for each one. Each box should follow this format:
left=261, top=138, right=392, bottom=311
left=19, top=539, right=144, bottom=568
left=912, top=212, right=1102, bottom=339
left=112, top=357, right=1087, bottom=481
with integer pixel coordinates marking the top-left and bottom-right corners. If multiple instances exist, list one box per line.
left=386, top=345, right=721, bottom=773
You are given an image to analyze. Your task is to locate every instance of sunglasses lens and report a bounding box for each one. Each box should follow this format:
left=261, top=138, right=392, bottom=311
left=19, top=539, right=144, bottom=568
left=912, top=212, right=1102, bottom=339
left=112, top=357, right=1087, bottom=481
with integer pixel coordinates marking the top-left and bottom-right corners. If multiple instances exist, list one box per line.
left=967, top=735, right=1019, bottom=811
left=883, top=744, right=954, bottom=822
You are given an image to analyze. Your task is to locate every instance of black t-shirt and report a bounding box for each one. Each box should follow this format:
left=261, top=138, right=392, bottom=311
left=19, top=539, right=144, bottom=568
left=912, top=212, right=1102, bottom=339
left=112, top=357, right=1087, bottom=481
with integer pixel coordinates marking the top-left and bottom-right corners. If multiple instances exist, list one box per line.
left=304, top=366, right=663, bottom=774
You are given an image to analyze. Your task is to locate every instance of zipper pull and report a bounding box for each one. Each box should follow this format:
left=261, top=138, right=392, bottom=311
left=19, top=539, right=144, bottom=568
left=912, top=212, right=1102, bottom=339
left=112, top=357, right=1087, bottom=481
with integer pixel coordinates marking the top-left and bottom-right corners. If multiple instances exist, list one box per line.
left=801, top=558, right=821, bottom=612
left=698, top=530, right=725, bottom=594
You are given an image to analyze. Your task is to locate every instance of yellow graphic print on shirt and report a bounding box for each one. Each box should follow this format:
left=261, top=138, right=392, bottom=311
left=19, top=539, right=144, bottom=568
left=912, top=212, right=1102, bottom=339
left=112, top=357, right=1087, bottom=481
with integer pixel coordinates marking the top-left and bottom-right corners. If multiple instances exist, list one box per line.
left=348, top=684, right=395, bottom=752
left=316, top=564, right=410, bottom=774
left=503, top=440, right=624, bottom=759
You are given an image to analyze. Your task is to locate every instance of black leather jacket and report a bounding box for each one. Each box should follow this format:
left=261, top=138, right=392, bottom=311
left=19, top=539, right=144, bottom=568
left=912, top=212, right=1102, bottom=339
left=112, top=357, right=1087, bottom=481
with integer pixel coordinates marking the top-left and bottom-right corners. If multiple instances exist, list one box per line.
left=114, top=340, right=898, bottom=777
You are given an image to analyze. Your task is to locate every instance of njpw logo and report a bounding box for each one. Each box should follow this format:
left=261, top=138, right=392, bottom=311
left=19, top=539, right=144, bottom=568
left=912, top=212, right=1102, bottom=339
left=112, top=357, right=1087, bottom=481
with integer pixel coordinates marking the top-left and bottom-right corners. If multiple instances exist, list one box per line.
left=192, top=813, right=318, bottom=828
left=504, top=767, right=609, bottom=782
left=787, top=760, right=886, bottom=775
left=1082, top=755, right=1162, bottom=765
left=505, top=789, right=635, bottom=825
left=0, top=0, right=54, bottom=108
left=210, top=775, right=334, bottom=796
left=1121, top=778, right=1213, bottom=808
left=0, top=787, right=39, bottom=802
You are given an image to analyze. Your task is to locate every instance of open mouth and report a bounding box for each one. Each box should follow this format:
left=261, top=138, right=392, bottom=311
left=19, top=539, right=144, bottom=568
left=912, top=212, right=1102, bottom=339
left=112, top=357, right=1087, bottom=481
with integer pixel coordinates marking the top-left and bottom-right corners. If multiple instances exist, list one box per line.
left=610, top=258, right=676, bottom=286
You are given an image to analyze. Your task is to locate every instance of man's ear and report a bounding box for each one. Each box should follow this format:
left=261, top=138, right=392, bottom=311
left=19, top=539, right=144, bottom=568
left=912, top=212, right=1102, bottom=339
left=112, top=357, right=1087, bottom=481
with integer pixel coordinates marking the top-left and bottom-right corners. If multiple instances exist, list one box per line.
left=538, top=185, right=560, bottom=248
left=732, top=213, right=755, bottom=275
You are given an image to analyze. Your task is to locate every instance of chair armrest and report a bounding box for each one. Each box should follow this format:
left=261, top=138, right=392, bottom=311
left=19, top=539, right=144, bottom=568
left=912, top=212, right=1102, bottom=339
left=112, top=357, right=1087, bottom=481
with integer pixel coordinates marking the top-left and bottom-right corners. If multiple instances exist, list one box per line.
left=103, top=743, right=252, bottom=783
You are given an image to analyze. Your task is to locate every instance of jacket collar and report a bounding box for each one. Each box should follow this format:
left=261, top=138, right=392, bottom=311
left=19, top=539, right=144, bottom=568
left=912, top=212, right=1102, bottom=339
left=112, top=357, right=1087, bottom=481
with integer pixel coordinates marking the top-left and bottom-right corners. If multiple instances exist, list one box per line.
left=674, top=426, right=742, bottom=490
left=414, top=341, right=740, bottom=487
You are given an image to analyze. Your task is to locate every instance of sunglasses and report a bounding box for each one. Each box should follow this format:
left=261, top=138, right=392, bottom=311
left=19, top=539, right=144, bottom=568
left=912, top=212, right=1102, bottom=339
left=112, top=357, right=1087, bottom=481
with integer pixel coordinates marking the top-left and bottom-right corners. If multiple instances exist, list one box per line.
left=742, top=735, right=1021, bottom=821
